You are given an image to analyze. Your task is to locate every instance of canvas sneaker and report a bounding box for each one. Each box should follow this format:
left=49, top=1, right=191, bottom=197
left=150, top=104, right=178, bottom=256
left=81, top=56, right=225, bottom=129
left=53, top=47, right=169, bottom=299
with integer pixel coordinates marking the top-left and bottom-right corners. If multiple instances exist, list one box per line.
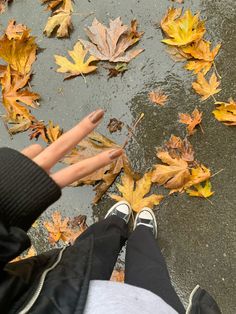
left=105, top=201, right=132, bottom=224
left=133, top=207, right=157, bottom=238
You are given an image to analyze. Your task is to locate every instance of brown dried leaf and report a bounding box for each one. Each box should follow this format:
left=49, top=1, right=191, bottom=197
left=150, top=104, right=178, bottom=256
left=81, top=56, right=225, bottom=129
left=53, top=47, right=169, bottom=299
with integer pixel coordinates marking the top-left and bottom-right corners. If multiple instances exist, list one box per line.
left=80, top=18, right=144, bottom=63
left=107, top=118, right=124, bottom=133
left=179, top=108, right=202, bottom=135
left=63, top=131, right=133, bottom=203
left=148, top=90, right=168, bottom=106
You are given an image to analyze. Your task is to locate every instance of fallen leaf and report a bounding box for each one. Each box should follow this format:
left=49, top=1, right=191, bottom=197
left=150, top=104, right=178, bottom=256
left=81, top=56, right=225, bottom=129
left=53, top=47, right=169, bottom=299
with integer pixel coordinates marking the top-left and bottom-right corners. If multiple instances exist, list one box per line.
left=186, top=180, right=214, bottom=198
left=44, top=211, right=84, bottom=244
left=43, top=0, right=73, bottom=38
left=108, top=62, right=128, bottom=78
left=63, top=131, right=133, bottom=203
left=148, top=89, right=168, bottom=106
left=0, top=20, right=37, bottom=75
left=185, top=164, right=211, bottom=188
left=110, top=269, right=125, bottom=282
left=110, top=172, right=163, bottom=212
left=213, top=98, right=236, bottom=126
left=152, top=151, right=190, bottom=189
left=165, top=45, right=192, bottom=62
left=192, top=72, right=221, bottom=101
left=80, top=17, right=144, bottom=63
left=107, top=118, right=124, bottom=133
left=160, top=7, right=182, bottom=35
left=183, top=40, right=221, bottom=74
left=165, top=135, right=195, bottom=162
left=55, top=42, right=98, bottom=79
left=0, top=0, right=11, bottom=14
left=10, top=245, right=37, bottom=263
left=8, top=116, right=32, bottom=134
left=161, top=9, right=205, bottom=46
left=46, top=120, right=63, bottom=142
left=179, top=108, right=202, bottom=135
left=29, top=121, right=47, bottom=142
left=1, top=66, right=39, bottom=122
left=44, top=10, right=72, bottom=38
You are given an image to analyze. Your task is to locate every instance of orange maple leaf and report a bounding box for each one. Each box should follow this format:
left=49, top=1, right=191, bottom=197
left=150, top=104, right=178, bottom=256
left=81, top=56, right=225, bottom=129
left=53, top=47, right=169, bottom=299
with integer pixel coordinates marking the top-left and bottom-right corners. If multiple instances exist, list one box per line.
left=148, top=90, right=168, bottom=106
left=192, top=72, right=221, bottom=101
left=179, top=108, right=203, bottom=135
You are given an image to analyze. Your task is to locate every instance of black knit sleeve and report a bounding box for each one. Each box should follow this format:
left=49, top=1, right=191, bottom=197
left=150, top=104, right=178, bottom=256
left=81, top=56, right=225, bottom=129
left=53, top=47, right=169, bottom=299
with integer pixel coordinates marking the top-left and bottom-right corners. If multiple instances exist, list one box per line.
left=0, top=147, right=61, bottom=231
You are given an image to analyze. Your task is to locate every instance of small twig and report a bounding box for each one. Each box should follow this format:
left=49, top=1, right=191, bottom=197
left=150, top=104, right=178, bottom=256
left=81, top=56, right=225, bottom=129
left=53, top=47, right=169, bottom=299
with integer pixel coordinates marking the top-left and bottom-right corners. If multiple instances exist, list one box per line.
left=213, top=62, right=221, bottom=79
left=211, top=168, right=224, bottom=178
left=122, top=113, right=144, bottom=149
left=80, top=72, right=87, bottom=85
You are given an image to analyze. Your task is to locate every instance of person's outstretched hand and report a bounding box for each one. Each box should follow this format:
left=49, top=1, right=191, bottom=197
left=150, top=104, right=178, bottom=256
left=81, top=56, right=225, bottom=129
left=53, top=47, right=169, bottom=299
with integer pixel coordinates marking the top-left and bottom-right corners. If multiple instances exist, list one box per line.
left=21, top=109, right=123, bottom=188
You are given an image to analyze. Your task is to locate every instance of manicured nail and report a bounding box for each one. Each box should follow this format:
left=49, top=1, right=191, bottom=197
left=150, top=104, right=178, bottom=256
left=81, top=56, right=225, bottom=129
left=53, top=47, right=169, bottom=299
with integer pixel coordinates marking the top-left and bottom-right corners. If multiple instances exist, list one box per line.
left=109, top=148, right=123, bottom=160
left=89, top=109, right=104, bottom=123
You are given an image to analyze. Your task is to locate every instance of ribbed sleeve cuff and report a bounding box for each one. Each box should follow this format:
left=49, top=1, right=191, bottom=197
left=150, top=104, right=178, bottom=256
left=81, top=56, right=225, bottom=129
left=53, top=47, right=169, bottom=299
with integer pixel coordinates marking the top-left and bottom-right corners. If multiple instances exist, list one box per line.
left=0, top=147, right=61, bottom=231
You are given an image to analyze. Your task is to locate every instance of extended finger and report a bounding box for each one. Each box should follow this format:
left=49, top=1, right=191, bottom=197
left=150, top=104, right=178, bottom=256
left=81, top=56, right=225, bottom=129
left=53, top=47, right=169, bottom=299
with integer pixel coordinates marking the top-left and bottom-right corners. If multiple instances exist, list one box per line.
left=51, top=148, right=123, bottom=188
left=33, top=109, right=104, bottom=171
left=21, top=144, right=44, bottom=159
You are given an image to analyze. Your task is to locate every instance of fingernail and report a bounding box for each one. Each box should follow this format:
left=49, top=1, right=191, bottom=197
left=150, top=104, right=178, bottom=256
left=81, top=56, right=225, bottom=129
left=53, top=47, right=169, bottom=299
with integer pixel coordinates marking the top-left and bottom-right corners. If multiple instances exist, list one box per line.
left=89, top=109, right=104, bottom=123
left=109, top=148, right=123, bottom=160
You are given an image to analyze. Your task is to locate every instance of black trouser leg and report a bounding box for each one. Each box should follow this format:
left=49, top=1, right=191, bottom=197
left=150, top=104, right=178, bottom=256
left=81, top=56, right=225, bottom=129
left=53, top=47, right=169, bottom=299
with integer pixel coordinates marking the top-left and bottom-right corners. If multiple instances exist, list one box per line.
left=125, top=226, right=185, bottom=314
left=74, top=215, right=128, bottom=280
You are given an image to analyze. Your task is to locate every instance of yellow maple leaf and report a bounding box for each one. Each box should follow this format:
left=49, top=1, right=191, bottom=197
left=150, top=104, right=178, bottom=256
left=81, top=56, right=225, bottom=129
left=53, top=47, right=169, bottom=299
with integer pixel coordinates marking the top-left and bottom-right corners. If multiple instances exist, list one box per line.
left=185, top=164, right=211, bottom=188
left=0, top=22, right=37, bottom=75
left=160, top=7, right=182, bottom=34
left=55, top=42, right=98, bottom=79
left=179, top=108, right=202, bottom=135
left=1, top=66, right=39, bottom=122
left=148, top=90, right=168, bottom=106
left=185, top=60, right=213, bottom=75
left=152, top=151, right=190, bottom=189
left=44, top=211, right=84, bottom=244
left=192, top=72, right=221, bottom=101
left=186, top=180, right=214, bottom=198
left=161, top=9, right=205, bottom=46
left=213, top=98, right=236, bottom=126
left=44, top=10, right=72, bottom=38
left=46, top=120, right=63, bottom=142
left=110, top=172, right=163, bottom=212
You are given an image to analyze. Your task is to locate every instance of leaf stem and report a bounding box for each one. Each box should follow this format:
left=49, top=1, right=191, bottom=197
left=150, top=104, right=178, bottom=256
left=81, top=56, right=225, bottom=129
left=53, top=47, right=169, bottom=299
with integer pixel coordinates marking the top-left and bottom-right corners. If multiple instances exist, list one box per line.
left=213, top=62, right=221, bottom=79
left=211, top=168, right=224, bottom=178
left=211, top=95, right=217, bottom=103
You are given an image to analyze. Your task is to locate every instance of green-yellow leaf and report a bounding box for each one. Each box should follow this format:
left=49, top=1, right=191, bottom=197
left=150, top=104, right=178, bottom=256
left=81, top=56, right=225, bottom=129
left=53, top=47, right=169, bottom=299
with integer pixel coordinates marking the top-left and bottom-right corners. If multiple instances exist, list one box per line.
left=186, top=180, right=214, bottom=198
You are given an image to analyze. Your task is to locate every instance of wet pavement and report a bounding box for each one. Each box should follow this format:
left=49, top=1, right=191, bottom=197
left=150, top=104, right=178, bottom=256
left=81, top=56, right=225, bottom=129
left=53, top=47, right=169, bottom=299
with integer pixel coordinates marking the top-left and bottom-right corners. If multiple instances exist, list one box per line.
left=0, top=0, right=235, bottom=312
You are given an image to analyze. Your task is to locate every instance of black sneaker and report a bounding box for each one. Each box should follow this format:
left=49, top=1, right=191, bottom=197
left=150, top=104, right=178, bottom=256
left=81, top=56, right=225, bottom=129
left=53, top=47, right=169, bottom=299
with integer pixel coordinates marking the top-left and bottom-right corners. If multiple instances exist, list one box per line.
left=133, top=207, right=157, bottom=238
left=105, top=201, right=132, bottom=224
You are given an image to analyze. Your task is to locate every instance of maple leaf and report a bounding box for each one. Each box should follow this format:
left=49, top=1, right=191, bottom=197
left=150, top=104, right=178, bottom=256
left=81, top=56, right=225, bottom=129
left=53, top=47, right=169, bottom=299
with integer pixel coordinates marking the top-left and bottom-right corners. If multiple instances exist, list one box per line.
left=10, top=245, right=37, bottom=263
left=55, top=42, right=98, bottom=79
left=63, top=131, right=133, bottom=203
left=161, top=9, right=205, bottom=46
left=8, top=116, right=32, bottom=134
left=179, top=108, right=202, bottom=135
left=152, top=151, right=190, bottom=189
left=43, top=0, right=73, bottom=38
left=213, top=99, right=236, bottom=126
left=110, top=172, right=163, bottom=212
left=0, top=21, right=37, bottom=75
left=29, top=121, right=47, bottom=142
left=44, top=10, right=72, bottom=38
left=107, top=118, right=124, bottom=133
left=148, top=90, right=168, bottom=106
left=192, top=72, right=221, bottom=101
left=186, top=180, right=214, bottom=198
left=0, top=0, right=11, bottom=14
left=165, top=45, right=192, bottom=62
left=183, top=40, right=221, bottom=74
left=1, top=66, right=39, bottom=122
left=79, top=17, right=144, bottom=63
left=46, top=120, right=63, bottom=142
left=185, top=164, right=211, bottom=188
left=44, top=211, right=85, bottom=244
left=165, top=135, right=195, bottom=163
left=160, top=7, right=182, bottom=34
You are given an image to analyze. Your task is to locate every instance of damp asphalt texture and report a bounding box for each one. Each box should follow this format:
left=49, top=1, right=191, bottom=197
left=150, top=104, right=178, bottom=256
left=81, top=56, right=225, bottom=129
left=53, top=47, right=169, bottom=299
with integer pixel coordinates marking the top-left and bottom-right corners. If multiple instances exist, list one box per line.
left=0, top=0, right=235, bottom=312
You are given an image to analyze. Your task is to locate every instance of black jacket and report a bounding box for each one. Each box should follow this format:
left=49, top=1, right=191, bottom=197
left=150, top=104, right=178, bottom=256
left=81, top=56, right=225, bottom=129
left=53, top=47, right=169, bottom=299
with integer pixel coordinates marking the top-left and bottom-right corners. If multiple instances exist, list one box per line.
left=0, top=147, right=222, bottom=314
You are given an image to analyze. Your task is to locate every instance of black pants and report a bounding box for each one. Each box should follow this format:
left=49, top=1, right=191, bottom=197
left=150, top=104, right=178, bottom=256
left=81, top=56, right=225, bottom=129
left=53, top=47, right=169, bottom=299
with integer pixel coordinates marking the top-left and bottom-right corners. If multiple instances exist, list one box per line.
left=75, top=215, right=185, bottom=314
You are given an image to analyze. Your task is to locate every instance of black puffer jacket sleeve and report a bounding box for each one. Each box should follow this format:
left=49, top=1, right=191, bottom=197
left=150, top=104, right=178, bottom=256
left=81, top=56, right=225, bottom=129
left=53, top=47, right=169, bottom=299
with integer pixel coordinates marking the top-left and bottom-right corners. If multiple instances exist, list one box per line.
left=0, top=147, right=61, bottom=266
